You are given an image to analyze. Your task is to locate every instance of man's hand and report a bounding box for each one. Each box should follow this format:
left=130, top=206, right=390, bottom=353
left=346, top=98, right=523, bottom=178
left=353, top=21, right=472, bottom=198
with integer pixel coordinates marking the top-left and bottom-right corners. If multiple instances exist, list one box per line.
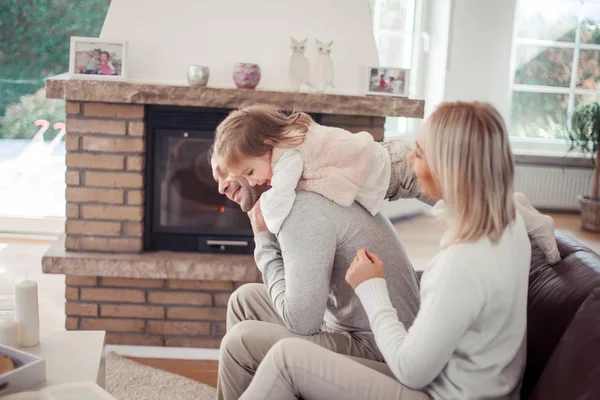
left=345, top=249, right=385, bottom=289
left=248, top=199, right=268, bottom=235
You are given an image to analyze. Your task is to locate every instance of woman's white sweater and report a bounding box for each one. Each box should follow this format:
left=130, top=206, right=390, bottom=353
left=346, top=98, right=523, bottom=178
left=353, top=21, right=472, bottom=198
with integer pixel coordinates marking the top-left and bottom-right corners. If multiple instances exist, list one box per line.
left=356, top=202, right=531, bottom=400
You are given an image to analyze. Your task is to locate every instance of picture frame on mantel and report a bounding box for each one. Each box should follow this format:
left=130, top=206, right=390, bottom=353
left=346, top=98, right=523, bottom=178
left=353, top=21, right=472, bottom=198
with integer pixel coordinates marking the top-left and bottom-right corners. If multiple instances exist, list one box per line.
left=366, top=66, right=410, bottom=98
left=69, top=37, right=128, bottom=81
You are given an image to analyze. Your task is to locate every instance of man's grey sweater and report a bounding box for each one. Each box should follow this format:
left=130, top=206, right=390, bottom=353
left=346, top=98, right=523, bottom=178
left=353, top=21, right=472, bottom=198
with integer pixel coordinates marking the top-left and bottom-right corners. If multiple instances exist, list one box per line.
left=254, top=191, right=421, bottom=339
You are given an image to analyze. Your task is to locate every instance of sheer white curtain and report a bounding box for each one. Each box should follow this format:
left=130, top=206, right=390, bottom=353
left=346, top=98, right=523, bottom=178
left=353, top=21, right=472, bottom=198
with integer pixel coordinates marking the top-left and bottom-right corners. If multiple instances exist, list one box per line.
left=369, top=0, right=421, bottom=137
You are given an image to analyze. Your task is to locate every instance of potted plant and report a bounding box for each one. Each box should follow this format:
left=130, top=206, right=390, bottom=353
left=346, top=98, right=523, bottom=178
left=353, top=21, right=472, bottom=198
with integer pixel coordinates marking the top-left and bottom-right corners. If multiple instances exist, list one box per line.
left=568, top=101, right=600, bottom=232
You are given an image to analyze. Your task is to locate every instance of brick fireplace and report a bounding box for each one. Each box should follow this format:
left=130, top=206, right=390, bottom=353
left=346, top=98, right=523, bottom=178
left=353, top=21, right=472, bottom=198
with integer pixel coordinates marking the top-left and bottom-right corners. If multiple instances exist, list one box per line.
left=63, top=101, right=146, bottom=253
left=43, top=75, right=424, bottom=347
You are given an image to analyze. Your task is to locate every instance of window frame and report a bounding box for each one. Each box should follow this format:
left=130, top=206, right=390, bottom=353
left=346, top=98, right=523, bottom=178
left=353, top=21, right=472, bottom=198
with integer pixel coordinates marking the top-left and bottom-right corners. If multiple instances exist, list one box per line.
left=0, top=216, right=64, bottom=238
left=509, top=0, right=600, bottom=153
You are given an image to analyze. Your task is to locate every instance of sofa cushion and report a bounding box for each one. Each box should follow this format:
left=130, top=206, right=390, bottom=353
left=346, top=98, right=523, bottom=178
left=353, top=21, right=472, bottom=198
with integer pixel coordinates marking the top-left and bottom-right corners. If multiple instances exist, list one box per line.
left=529, top=288, right=600, bottom=400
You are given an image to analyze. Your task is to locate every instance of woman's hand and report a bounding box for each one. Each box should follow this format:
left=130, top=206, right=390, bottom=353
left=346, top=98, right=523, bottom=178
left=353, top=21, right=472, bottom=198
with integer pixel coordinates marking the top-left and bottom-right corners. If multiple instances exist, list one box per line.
left=345, top=249, right=385, bottom=289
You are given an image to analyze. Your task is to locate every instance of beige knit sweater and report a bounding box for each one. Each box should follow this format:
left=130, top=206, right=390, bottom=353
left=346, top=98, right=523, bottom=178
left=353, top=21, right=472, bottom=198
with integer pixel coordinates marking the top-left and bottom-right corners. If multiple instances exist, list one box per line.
left=270, top=122, right=382, bottom=208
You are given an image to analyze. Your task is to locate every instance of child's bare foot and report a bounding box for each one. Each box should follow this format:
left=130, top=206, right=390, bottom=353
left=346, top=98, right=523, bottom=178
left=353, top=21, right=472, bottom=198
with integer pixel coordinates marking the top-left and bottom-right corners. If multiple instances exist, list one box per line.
left=514, top=192, right=560, bottom=264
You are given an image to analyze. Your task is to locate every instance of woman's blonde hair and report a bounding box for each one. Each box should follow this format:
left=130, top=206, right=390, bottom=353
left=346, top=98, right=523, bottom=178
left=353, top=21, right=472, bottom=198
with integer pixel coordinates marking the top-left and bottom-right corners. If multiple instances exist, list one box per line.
left=214, top=104, right=313, bottom=169
left=423, top=102, right=515, bottom=244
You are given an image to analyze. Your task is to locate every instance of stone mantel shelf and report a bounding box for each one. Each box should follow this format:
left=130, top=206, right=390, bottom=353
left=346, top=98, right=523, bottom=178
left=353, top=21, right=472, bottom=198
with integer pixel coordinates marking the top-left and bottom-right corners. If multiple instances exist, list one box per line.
left=42, top=236, right=261, bottom=281
left=45, top=74, right=425, bottom=118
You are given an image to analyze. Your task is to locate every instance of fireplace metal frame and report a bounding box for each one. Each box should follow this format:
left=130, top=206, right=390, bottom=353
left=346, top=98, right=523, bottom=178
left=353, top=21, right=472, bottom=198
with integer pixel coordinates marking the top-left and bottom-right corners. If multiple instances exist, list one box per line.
left=143, top=105, right=256, bottom=254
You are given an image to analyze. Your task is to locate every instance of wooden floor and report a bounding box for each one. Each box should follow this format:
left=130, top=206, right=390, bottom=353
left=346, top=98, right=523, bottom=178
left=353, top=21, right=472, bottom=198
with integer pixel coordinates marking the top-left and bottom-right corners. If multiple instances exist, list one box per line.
left=544, top=213, right=600, bottom=254
left=128, top=213, right=600, bottom=387
left=129, top=357, right=219, bottom=388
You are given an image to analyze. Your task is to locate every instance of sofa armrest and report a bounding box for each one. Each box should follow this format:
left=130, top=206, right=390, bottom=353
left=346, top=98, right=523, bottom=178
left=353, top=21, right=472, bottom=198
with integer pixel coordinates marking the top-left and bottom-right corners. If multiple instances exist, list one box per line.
left=530, top=288, right=600, bottom=400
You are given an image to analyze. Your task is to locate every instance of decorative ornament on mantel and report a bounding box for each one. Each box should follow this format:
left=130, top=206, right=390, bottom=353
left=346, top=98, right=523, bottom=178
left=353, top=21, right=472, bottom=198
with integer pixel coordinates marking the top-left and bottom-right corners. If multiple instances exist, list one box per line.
left=289, top=37, right=311, bottom=92
left=313, top=39, right=334, bottom=93
left=233, top=63, right=261, bottom=89
left=187, top=65, right=210, bottom=87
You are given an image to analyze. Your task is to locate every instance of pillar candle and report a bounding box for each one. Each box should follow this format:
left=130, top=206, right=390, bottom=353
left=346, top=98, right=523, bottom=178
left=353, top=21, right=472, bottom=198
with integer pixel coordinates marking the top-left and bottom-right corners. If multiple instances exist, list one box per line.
left=14, top=280, right=40, bottom=347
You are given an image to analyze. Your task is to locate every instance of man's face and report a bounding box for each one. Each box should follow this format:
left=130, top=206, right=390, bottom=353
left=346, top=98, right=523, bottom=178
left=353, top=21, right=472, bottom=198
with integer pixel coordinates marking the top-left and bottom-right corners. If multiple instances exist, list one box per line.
left=211, top=156, right=269, bottom=212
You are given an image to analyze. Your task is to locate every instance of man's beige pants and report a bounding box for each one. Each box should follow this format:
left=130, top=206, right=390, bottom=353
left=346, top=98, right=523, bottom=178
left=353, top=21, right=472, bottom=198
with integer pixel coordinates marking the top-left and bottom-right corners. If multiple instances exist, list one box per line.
left=217, top=283, right=428, bottom=400
left=239, top=337, right=430, bottom=400
left=217, top=283, right=391, bottom=400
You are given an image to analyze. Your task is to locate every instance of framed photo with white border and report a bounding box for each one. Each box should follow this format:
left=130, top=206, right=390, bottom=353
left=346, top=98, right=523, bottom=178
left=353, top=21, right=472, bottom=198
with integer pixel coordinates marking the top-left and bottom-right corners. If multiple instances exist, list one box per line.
left=366, top=66, right=410, bottom=97
left=69, top=37, right=128, bottom=81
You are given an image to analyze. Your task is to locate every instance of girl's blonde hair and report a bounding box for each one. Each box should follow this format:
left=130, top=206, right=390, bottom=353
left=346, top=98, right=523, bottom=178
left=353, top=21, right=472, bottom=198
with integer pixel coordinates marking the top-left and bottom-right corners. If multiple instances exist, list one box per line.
left=214, top=104, right=313, bottom=169
left=423, top=102, right=515, bottom=244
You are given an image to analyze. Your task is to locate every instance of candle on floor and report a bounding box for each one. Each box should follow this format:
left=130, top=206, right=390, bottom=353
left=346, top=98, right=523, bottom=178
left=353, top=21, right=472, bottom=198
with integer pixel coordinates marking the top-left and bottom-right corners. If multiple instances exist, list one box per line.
left=14, top=279, right=40, bottom=347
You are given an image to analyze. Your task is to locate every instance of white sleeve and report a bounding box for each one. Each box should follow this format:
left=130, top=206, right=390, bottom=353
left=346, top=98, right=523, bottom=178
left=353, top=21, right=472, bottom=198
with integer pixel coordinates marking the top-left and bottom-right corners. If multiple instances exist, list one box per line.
left=260, top=149, right=304, bottom=235
left=354, top=261, right=483, bottom=390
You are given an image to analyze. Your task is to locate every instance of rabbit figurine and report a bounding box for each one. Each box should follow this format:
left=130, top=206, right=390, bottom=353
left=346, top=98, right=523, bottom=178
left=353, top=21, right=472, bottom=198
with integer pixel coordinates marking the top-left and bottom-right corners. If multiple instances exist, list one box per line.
left=289, top=37, right=311, bottom=91
left=313, top=39, right=334, bottom=92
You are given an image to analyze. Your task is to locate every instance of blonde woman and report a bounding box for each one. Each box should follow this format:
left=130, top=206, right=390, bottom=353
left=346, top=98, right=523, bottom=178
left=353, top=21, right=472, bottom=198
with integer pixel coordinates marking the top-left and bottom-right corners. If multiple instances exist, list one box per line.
left=239, top=102, right=531, bottom=400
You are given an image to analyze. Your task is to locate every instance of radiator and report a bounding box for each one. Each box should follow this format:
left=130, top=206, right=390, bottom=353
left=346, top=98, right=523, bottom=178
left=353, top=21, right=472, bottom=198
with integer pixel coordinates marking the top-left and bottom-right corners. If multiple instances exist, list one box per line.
left=514, top=164, right=593, bottom=211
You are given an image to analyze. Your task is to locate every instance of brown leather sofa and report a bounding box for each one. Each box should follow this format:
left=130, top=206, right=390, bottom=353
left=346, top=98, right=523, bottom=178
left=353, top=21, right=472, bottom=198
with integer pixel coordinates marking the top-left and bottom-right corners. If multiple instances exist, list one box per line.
left=524, top=231, right=600, bottom=400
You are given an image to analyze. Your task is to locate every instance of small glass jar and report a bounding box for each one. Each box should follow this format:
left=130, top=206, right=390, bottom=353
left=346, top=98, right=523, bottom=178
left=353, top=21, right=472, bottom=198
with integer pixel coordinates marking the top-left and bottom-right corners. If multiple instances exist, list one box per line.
left=0, top=278, right=18, bottom=348
left=0, top=300, right=18, bottom=348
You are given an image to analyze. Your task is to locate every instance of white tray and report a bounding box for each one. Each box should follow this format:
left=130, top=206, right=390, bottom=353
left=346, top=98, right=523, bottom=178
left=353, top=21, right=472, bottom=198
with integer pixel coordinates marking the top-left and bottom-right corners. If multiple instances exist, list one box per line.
left=0, top=345, right=46, bottom=396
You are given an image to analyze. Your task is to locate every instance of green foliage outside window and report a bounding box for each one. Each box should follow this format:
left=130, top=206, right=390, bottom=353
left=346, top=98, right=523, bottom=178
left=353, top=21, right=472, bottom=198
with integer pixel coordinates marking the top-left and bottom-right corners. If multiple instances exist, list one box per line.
left=511, top=1, right=600, bottom=140
left=0, top=0, right=110, bottom=139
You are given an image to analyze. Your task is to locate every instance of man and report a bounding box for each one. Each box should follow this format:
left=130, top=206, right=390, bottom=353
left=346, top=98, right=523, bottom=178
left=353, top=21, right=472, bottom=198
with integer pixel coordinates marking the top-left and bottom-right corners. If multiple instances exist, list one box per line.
left=211, top=143, right=427, bottom=400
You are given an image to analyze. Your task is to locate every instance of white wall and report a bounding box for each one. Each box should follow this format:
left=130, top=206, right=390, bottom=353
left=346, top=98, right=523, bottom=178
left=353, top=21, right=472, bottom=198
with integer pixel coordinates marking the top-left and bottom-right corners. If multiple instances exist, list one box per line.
left=443, top=0, right=517, bottom=119
left=101, top=0, right=379, bottom=94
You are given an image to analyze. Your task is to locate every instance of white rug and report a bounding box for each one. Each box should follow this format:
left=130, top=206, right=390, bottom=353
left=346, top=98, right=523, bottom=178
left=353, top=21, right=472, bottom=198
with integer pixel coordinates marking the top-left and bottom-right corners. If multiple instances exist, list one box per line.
left=105, top=352, right=216, bottom=400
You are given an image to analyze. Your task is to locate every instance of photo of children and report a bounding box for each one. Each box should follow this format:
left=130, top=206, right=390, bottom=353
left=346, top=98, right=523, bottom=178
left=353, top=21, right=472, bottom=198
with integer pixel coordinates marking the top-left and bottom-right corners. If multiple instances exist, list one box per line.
left=366, top=67, right=410, bottom=97
left=72, top=40, right=124, bottom=77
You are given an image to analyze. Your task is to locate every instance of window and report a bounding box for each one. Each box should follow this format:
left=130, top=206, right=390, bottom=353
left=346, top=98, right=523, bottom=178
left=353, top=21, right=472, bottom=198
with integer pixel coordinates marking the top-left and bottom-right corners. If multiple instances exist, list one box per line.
left=510, top=0, right=600, bottom=141
left=369, top=0, right=421, bottom=137
left=0, top=1, right=110, bottom=234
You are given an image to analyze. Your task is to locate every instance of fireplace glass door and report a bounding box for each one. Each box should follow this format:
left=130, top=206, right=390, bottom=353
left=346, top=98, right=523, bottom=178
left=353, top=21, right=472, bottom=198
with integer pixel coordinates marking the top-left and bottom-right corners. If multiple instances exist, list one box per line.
left=145, top=106, right=254, bottom=254
left=155, top=130, right=252, bottom=231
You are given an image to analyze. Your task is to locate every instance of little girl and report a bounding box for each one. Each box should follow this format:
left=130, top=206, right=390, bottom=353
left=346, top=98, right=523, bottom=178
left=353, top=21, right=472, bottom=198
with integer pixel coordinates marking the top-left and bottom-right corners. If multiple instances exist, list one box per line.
left=97, top=51, right=115, bottom=75
left=214, top=104, right=560, bottom=264
left=213, top=104, right=393, bottom=235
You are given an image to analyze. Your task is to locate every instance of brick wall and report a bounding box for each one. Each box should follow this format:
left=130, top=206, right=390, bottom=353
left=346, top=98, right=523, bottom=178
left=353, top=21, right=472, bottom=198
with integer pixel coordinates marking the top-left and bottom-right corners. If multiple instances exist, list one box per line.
left=65, top=275, right=255, bottom=347
left=64, top=101, right=146, bottom=253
